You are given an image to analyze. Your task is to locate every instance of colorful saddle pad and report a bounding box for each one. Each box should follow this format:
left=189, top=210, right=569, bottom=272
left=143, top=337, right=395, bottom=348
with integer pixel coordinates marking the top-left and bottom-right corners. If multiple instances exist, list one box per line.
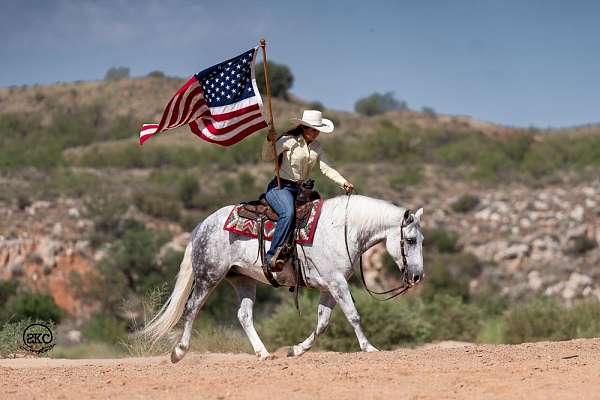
left=223, top=199, right=324, bottom=245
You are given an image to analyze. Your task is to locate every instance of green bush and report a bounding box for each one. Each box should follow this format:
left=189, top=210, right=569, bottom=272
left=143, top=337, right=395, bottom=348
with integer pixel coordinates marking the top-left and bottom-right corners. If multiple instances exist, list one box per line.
left=387, top=166, right=422, bottom=189
left=90, top=225, right=173, bottom=313
left=0, top=280, right=17, bottom=306
left=568, top=235, right=597, bottom=255
left=105, top=66, right=130, bottom=81
left=355, top=92, right=405, bottom=116
left=178, top=175, right=199, bottom=209
left=423, top=228, right=460, bottom=253
left=2, top=291, right=63, bottom=324
left=502, top=298, right=600, bottom=344
left=451, top=194, right=480, bottom=213
left=424, top=294, right=481, bottom=341
left=133, top=190, right=180, bottom=221
left=420, top=252, right=481, bottom=301
left=81, top=313, right=128, bottom=344
left=147, top=70, right=165, bottom=78
left=421, top=106, right=436, bottom=118
left=255, top=61, right=294, bottom=99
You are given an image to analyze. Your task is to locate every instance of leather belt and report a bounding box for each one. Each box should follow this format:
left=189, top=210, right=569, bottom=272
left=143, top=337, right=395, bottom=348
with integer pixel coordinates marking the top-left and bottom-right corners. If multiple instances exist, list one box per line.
left=278, top=177, right=302, bottom=187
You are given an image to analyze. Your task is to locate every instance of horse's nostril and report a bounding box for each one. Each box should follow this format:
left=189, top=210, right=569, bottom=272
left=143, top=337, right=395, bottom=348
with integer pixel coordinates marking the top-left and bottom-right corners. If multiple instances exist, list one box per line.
left=413, top=274, right=420, bottom=283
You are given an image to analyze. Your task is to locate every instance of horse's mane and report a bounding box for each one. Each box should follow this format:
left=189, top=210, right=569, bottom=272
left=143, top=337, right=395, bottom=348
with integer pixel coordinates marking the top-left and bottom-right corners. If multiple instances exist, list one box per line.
left=324, top=195, right=406, bottom=231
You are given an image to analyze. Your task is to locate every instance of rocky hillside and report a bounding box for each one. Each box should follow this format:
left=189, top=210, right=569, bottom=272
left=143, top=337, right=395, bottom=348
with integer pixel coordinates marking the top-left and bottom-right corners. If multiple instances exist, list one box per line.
left=1, top=77, right=599, bottom=320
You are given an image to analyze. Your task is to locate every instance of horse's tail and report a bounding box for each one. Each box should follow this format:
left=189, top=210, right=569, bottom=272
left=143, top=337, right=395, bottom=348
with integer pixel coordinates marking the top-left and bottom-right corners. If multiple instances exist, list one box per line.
left=139, top=241, right=194, bottom=346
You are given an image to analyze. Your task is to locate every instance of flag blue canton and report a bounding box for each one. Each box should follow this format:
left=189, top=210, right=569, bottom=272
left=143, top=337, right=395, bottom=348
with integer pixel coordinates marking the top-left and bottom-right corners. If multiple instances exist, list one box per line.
left=195, top=49, right=256, bottom=107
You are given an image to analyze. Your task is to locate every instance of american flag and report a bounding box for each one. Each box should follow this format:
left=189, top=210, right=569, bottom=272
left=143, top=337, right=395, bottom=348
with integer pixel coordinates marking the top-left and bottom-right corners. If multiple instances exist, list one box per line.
left=139, top=48, right=268, bottom=146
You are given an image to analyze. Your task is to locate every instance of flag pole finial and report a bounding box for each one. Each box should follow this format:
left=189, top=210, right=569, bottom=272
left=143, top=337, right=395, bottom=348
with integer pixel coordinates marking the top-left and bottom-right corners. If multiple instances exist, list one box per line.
left=259, top=38, right=281, bottom=188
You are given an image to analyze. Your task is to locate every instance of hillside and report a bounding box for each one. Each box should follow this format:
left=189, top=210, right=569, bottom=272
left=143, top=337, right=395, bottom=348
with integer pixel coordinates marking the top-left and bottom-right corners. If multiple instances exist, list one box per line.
left=1, top=77, right=599, bottom=357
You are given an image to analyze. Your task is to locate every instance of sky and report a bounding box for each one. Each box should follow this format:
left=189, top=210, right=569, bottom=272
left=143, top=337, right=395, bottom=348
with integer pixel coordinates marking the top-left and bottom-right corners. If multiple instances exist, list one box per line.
left=1, top=0, right=599, bottom=128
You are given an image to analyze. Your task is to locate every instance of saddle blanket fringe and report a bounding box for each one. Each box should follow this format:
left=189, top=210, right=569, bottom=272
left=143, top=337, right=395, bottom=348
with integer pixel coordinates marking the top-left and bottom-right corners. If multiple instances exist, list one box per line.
left=223, top=199, right=324, bottom=245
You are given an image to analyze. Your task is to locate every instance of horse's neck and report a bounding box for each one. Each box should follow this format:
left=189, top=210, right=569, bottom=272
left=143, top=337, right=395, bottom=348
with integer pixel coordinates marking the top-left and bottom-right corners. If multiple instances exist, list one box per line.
left=338, top=195, right=403, bottom=253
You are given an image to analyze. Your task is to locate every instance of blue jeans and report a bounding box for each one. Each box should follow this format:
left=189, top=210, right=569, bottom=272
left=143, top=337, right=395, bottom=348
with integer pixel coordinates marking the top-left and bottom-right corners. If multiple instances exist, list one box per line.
left=264, top=178, right=299, bottom=261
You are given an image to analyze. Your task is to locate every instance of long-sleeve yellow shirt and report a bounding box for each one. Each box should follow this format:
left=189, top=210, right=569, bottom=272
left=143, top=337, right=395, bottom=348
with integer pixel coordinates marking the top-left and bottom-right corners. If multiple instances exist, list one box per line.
left=261, top=135, right=347, bottom=187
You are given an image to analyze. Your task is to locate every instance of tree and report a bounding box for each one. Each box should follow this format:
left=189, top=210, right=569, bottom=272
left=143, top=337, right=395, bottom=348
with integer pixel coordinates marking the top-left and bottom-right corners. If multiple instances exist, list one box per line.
left=422, top=106, right=437, bottom=119
left=354, top=92, right=406, bottom=116
left=147, top=70, right=165, bottom=78
left=104, top=66, right=130, bottom=81
left=255, top=61, right=294, bottom=99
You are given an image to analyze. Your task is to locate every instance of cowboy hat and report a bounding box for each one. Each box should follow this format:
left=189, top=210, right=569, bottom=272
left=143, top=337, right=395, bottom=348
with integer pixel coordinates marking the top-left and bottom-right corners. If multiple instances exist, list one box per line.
left=291, top=110, right=335, bottom=133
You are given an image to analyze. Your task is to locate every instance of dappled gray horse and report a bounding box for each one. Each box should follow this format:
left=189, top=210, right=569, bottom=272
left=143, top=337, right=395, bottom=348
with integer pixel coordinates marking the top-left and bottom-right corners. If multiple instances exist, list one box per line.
left=141, top=195, right=424, bottom=362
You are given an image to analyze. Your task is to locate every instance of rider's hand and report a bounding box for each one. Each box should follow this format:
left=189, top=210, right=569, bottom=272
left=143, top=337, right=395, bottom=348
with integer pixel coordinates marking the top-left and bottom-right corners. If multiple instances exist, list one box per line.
left=267, top=130, right=278, bottom=143
left=343, top=181, right=354, bottom=194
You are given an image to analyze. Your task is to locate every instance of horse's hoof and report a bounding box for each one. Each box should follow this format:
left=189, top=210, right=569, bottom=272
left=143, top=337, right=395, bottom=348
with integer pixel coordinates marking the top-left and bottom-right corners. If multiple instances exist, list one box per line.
left=287, top=345, right=305, bottom=357
left=258, top=351, right=275, bottom=361
left=170, top=343, right=188, bottom=363
left=364, top=344, right=379, bottom=353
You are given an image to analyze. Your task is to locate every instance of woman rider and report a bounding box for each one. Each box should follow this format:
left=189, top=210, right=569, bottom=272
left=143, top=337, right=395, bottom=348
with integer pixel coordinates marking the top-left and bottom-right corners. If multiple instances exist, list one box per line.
left=261, top=110, right=354, bottom=271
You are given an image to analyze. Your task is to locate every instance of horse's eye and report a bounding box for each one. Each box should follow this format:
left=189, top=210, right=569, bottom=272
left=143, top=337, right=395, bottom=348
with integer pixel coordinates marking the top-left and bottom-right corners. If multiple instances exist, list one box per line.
left=407, top=238, right=417, bottom=245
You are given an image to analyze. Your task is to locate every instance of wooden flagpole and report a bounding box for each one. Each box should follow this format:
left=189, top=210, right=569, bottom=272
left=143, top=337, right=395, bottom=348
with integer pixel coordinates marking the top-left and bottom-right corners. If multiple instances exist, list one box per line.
left=259, top=38, right=281, bottom=188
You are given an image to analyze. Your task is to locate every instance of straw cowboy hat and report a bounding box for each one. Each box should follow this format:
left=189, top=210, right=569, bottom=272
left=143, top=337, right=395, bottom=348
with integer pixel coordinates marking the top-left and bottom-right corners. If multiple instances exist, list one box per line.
left=291, top=110, right=335, bottom=133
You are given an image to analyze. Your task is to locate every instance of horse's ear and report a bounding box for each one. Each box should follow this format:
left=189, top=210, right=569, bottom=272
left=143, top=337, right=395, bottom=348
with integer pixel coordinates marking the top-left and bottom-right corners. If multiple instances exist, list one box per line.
left=403, top=209, right=410, bottom=221
left=415, top=207, right=423, bottom=221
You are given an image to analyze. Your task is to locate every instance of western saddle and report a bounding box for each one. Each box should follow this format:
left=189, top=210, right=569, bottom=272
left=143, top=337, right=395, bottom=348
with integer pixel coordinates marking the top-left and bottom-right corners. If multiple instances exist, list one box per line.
left=238, top=179, right=320, bottom=289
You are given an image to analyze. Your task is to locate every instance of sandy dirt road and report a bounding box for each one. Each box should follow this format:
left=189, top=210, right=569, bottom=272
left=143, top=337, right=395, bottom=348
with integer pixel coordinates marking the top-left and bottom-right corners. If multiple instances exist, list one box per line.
left=1, top=338, right=600, bottom=400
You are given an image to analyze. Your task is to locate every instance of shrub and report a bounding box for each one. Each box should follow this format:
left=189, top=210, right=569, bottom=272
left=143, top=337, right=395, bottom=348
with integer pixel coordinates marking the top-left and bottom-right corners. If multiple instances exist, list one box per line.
left=177, top=175, right=199, bottom=209
left=255, top=61, right=294, bottom=99
left=2, top=291, right=63, bottom=324
left=147, top=70, right=165, bottom=78
left=89, top=225, right=173, bottom=314
left=81, top=313, right=128, bottom=344
left=387, top=166, right=423, bottom=189
left=355, top=92, right=405, bottom=116
left=133, top=190, right=180, bottom=221
left=420, top=252, right=481, bottom=301
left=568, top=235, right=597, bottom=255
left=306, top=101, right=324, bottom=111
left=105, top=66, right=130, bottom=81
left=0, top=280, right=17, bottom=307
left=500, top=298, right=600, bottom=343
left=423, top=228, right=460, bottom=253
left=421, top=106, right=436, bottom=118
left=451, top=194, right=480, bottom=213
left=424, top=294, right=481, bottom=341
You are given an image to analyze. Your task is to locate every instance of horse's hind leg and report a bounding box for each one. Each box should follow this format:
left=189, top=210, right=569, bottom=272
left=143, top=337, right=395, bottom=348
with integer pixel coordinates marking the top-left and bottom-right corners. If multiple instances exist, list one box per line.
left=289, top=291, right=336, bottom=357
left=171, top=271, right=224, bottom=363
left=227, top=275, right=272, bottom=360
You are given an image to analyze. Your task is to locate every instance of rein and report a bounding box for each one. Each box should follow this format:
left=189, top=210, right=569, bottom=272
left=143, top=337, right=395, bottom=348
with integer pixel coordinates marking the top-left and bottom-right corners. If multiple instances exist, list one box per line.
left=343, top=192, right=411, bottom=301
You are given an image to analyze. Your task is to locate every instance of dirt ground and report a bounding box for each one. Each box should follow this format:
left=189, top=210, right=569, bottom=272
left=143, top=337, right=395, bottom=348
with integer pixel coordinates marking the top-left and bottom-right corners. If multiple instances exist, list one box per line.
left=2, top=338, right=600, bottom=400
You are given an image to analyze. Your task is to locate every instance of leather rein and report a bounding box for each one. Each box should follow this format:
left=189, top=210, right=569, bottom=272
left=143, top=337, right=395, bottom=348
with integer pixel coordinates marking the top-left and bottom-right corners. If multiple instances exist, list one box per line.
left=343, top=192, right=411, bottom=301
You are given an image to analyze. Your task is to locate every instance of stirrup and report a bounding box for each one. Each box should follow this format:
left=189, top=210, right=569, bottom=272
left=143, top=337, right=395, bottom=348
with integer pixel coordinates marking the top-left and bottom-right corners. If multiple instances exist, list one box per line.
left=261, top=261, right=280, bottom=288
left=271, top=246, right=289, bottom=272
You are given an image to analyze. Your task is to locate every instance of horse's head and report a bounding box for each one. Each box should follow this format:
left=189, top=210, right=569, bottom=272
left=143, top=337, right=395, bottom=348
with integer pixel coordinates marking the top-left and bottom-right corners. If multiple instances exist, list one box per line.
left=385, top=208, right=424, bottom=287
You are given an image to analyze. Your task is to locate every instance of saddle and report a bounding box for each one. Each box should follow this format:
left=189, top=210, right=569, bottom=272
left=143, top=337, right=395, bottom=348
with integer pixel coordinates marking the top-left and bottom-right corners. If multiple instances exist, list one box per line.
left=237, top=180, right=321, bottom=228
left=238, top=180, right=320, bottom=293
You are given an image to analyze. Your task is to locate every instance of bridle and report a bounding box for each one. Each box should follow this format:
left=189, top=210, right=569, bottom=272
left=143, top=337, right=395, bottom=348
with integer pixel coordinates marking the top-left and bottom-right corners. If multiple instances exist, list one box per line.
left=343, top=191, right=413, bottom=301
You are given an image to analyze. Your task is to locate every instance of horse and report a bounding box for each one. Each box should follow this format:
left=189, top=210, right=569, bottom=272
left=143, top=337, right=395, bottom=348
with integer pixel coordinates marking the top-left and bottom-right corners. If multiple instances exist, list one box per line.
left=140, top=194, right=425, bottom=362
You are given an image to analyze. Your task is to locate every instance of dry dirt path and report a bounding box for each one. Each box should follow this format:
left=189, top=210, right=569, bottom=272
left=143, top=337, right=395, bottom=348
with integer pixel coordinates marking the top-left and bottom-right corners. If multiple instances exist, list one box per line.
left=1, top=338, right=600, bottom=400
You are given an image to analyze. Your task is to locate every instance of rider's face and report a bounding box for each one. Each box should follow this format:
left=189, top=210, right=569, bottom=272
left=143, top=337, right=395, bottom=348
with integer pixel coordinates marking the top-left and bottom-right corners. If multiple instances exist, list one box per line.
left=302, top=127, right=320, bottom=143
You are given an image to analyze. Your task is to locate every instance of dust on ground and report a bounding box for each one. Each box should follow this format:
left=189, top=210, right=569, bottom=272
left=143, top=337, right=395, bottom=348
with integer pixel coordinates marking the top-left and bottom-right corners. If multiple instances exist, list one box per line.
left=1, top=338, right=599, bottom=399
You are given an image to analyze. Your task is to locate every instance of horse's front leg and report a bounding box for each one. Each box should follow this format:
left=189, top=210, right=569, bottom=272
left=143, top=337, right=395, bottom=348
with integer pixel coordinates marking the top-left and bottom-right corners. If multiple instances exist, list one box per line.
left=327, top=277, right=378, bottom=352
left=288, top=291, right=336, bottom=357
